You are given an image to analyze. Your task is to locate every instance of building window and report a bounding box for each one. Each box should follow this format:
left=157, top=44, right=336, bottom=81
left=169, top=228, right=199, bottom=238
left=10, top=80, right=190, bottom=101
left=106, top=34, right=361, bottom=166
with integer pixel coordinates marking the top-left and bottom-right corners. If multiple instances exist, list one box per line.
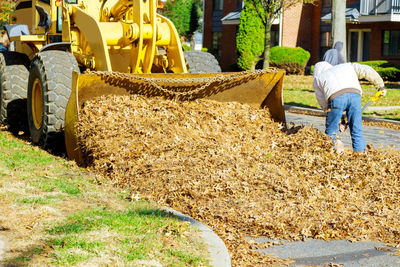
left=320, top=31, right=331, bottom=47
left=212, top=32, right=222, bottom=59
left=213, top=0, right=223, bottom=11
left=271, top=29, right=279, bottom=47
left=382, top=30, right=400, bottom=56
left=319, top=31, right=331, bottom=60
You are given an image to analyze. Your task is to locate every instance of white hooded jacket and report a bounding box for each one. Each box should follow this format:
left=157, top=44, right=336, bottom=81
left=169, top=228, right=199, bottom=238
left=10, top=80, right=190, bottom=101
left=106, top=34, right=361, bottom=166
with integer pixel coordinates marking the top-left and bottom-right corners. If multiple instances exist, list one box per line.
left=313, top=62, right=384, bottom=110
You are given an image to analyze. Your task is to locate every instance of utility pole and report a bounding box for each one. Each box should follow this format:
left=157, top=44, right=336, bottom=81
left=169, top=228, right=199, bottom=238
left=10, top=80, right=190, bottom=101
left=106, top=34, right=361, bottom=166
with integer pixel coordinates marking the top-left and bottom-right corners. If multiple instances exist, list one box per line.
left=331, top=0, right=347, bottom=60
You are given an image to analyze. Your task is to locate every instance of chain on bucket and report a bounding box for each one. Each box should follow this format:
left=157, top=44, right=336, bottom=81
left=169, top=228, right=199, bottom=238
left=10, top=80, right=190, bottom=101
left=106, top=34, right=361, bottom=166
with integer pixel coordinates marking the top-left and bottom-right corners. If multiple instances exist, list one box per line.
left=85, top=69, right=280, bottom=99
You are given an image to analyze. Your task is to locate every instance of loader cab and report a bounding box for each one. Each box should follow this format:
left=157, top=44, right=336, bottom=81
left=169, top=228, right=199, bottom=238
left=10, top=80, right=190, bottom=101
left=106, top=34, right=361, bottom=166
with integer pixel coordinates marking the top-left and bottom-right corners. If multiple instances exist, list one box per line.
left=12, top=0, right=51, bottom=35
left=9, top=0, right=68, bottom=58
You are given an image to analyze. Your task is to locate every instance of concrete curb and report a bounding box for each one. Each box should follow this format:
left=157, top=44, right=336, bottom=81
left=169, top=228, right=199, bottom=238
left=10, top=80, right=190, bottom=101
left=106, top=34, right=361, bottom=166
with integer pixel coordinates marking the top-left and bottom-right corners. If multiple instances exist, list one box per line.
left=162, top=207, right=231, bottom=267
left=284, top=104, right=400, bottom=125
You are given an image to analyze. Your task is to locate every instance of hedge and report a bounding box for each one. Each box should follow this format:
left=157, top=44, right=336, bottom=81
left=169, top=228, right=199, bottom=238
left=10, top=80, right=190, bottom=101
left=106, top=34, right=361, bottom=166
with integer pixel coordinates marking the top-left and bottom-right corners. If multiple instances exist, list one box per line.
left=359, top=60, right=400, bottom=81
left=310, top=60, right=400, bottom=81
left=269, top=46, right=310, bottom=74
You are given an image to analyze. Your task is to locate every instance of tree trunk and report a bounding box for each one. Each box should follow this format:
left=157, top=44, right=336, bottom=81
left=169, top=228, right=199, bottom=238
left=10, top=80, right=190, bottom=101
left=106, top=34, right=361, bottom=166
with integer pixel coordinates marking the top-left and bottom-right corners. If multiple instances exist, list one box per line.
left=332, top=0, right=347, bottom=60
left=251, top=60, right=256, bottom=71
left=263, top=19, right=272, bottom=69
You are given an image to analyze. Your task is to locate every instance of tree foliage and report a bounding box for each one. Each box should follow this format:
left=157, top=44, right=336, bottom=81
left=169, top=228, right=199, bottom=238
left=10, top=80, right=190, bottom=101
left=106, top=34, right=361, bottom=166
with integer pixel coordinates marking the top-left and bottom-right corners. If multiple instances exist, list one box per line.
left=236, top=1, right=265, bottom=70
left=0, top=1, right=15, bottom=26
left=163, top=0, right=202, bottom=41
left=189, top=0, right=201, bottom=40
left=242, top=0, right=312, bottom=68
left=163, top=0, right=192, bottom=37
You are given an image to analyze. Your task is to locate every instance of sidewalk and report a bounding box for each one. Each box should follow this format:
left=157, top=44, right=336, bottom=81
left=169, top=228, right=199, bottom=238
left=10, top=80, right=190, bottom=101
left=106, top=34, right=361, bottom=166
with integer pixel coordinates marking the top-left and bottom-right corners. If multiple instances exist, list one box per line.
left=366, top=105, right=400, bottom=111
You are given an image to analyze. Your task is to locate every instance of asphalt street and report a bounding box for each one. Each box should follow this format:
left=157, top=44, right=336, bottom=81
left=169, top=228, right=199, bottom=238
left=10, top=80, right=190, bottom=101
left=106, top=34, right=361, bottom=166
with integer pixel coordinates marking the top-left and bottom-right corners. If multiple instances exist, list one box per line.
left=254, top=238, right=400, bottom=267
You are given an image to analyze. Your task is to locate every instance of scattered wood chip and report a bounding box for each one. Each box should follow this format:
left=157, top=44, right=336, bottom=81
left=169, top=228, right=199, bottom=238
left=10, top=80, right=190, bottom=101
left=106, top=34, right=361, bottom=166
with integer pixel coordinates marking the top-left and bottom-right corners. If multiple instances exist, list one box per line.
left=375, top=246, right=392, bottom=251
left=76, top=95, right=400, bottom=266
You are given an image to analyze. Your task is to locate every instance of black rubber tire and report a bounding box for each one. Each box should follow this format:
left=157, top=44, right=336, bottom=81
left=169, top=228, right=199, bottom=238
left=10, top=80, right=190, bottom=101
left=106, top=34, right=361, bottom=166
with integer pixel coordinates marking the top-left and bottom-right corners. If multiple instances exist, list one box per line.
left=27, top=51, right=79, bottom=149
left=184, top=51, right=221, bottom=73
left=0, top=52, right=30, bottom=133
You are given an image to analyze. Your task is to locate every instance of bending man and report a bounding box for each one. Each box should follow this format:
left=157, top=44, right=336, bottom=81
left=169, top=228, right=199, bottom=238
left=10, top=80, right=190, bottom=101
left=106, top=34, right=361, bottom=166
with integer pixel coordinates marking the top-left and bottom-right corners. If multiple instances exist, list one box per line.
left=313, top=61, right=386, bottom=152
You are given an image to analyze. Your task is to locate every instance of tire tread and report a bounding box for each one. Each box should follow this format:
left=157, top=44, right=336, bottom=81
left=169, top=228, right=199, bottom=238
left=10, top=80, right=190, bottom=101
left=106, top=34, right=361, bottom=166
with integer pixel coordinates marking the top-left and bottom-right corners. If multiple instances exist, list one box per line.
left=0, top=52, right=29, bottom=129
left=28, top=51, right=79, bottom=147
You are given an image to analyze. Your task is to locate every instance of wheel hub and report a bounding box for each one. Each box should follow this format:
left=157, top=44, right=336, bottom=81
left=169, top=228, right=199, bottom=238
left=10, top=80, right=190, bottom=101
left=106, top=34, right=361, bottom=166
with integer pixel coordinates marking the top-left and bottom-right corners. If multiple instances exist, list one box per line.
left=32, top=78, right=43, bottom=130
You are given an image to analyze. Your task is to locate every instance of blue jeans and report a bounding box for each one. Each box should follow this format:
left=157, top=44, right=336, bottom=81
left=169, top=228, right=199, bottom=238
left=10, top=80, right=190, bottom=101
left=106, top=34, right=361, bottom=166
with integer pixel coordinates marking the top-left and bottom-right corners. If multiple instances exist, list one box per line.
left=325, top=93, right=365, bottom=152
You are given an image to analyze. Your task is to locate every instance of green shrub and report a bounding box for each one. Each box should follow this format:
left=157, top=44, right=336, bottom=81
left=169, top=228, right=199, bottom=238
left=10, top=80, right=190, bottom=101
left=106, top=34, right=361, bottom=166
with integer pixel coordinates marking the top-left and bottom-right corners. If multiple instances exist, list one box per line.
left=183, top=44, right=191, bottom=51
left=163, top=0, right=202, bottom=42
left=270, top=46, right=310, bottom=74
left=201, top=47, right=208, bottom=52
left=0, top=2, right=14, bottom=26
left=163, top=0, right=192, bottom=37
left=359, top=60, right=388, bottom=68
left=311, top=60, right=400, bottom=80
left=376, top=67, right=400, bottom=81
left=359, top=60, right=400, bottom=81
left=236, top=1, right=265, bottom=70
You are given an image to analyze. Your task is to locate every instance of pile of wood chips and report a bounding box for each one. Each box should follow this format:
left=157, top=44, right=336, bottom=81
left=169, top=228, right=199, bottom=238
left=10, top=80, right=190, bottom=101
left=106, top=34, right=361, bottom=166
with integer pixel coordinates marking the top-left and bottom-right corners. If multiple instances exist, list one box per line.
left=76, top=95, right=400, bottom=266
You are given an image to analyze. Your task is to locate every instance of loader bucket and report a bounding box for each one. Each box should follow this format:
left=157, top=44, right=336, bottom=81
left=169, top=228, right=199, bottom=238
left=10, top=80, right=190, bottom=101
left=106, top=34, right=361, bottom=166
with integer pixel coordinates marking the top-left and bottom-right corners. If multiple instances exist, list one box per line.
left=65, top=69, right=285, bottom=164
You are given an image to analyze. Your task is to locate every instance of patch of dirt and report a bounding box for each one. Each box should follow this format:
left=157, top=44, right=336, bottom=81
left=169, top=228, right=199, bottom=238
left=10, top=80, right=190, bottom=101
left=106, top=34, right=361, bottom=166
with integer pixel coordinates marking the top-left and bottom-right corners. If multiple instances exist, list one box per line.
left=77, top=95, right=400, bottom=266
left=0, top=160, right=119, bottom=265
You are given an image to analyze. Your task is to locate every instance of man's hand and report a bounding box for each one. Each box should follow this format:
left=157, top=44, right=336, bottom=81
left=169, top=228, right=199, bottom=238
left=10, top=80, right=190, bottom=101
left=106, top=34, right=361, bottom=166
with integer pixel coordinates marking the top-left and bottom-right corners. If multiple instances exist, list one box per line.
left=379, top=88, right=387, bottom=97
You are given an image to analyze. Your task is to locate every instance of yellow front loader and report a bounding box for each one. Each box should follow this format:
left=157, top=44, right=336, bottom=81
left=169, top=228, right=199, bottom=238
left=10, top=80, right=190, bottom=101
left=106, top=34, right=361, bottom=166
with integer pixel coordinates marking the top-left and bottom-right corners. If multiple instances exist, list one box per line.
left=0, top=0, right=285, bottom=164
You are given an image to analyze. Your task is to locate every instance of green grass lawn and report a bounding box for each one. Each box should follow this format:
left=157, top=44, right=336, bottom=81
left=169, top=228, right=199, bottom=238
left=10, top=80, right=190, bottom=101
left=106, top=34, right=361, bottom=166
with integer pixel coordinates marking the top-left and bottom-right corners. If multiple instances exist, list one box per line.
left=283, top=75, right=400, bottom=120
left=0, top=130, right=210, bottom=266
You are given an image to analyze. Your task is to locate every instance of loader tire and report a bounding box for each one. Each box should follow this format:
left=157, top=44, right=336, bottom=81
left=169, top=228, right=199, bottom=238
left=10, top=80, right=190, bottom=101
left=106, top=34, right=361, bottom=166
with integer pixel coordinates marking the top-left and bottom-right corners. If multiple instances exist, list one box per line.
left=27, top=51, right=79, bottom=149
left=184, top=51, right=221, bottom=73
left=0, top=52, right=30, bottom=133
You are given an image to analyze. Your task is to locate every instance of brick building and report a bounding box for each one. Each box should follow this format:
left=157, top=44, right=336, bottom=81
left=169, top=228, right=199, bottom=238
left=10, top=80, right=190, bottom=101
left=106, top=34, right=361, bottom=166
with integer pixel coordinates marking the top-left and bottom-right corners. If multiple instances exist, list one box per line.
left=203, top=0, right=400, bottom=71
left=340, top=0, right=400, bottom=64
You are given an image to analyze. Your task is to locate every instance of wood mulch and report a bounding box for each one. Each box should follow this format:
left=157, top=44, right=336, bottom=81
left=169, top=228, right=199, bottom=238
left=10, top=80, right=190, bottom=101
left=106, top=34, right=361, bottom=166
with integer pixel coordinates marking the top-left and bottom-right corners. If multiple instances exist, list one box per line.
left=76, top=95, right=400, bottom=266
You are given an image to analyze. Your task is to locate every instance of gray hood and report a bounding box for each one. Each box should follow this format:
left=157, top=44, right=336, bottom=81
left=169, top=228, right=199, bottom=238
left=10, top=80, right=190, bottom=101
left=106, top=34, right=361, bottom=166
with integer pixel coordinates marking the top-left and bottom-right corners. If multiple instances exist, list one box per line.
left=334, top=41, right=343, bottom=52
